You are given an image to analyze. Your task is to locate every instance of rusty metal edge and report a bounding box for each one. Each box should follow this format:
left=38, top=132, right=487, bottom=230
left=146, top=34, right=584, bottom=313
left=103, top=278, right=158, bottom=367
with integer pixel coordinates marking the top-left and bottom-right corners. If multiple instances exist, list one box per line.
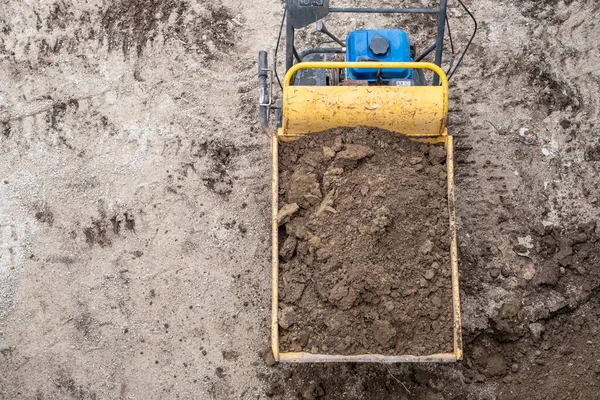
left=446, top=134, right=463, bottom=360
left=271, top=135, right=280, bottom=361
left=278, top=352, right=458, bottom=363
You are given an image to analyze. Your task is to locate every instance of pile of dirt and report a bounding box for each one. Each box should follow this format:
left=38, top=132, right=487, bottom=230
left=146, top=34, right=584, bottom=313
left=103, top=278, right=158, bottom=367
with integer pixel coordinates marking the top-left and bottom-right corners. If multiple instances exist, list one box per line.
left=277, top=127, right=453, bottom=355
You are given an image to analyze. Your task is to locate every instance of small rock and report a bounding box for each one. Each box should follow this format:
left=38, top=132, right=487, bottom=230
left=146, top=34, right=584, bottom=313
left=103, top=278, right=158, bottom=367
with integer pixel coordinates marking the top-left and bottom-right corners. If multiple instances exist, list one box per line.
left=409, top=156, right=423, bottom=165
left=573, top=232, right=588, bottom=245
left=522, top=290, right=567, bottom=321
left=371, top=206, right=391, bottom=233
left=529, top=322, right=545, bottom=341
left=532, top=222, right=546, bottom=236
left=286, top=221, right=310, bottom=240
left=315, top=248, right=331, bottom=261
left=574, top=264, right=586, bottom=274
left=339, top=287, right=358, bottom=310
left=545, top=290, right=568, bottom=313
left=499, top=300, right=521, bottom=319
left=556, top=243, right=573, bottom=260
left=279, top=235, right=297, bottom=260
left=329, top=282, right=349, bottom=302
left=279, top=307, right=297, bottom=329
left=322, top=146, right=336, bottom=159
left=302, top=382, right=325, bottom=400
left=307, top=236, right=321, bottom=253
left=326, top=166, right=344, bottom=176
left=277, top=203, right=299, bottom=226
left=316, top=189, right=337, bottom=217
left=532, top=260, right=559, bottom=287
left=262, top=348, right=276, bottom=366
left=332, top=136, right=343, bottom=152
left=559, top=119, right=571, bottom=129
left=424, top=270, right=435, bottom=280
left=297, top=331, right=310, bottom=347
left=489, top=268, right=501, bottom=279
left=428, top=146, right=446, bottom=165
left=483, top=353, right=508, bottom=377
left=501, top=264, right=511, bottom=277
left=419, top=240, right=434, bottom=255
left=513, top=244, right=529, bottom=256
left=513, top=256, right=535, bottom=280
left=517, top=235, right=535, bottom=249
left=288, top=171, right=321, bottom=208
left=511, top=363, right=519, bottom=373
left=490, top=317, right=527, bottom=342
left=303, top=194, right=321, bottom=207
left=336, top=144, right=374, bottom=161
left=283, top=281, right=305, bottom=303
left=578, top=221, right=596, bottom=234
left=372, top=320, right=396, bottom=346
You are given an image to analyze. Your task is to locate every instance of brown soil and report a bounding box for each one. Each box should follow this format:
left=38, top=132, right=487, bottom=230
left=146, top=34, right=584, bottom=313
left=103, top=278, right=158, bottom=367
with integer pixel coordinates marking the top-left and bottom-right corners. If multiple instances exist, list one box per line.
left=2, top=0, right=600, bottom=399
left=277, top=127, right=453, bottom=355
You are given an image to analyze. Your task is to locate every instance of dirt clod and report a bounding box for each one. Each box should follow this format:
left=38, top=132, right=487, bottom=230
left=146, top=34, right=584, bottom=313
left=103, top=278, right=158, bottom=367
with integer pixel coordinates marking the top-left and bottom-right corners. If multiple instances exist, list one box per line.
left=261, top=349, right=276, bottom=367
left=302, top=382, right=325, bottom=400
left=483, top=353, right=508, bottom=377
left=335, top=144, right=374, bottom=162
left=277, top=203, right=299, bottom=226
left=372, top=320, right=396, bottom=347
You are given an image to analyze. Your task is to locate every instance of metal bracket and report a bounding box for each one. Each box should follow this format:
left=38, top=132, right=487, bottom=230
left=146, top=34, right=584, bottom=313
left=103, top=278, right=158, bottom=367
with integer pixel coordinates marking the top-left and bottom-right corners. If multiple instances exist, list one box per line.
left=289, top=0, right=330, bottom=29
left=259, top=68, right=274, bottom=107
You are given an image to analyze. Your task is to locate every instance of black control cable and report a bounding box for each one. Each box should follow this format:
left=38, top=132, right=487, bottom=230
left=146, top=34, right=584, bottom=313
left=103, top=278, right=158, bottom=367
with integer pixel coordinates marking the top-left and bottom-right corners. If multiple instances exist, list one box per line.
left=273, top=6, right=287, bottom=90
left=445, top=14, right=456, bottom=75
left=447, top=0, right=477, bottom=80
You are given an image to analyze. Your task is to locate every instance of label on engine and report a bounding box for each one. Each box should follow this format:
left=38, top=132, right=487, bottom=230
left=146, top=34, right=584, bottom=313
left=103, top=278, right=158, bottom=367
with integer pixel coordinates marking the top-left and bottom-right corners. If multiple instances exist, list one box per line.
left=299, top=0, right=324, bottom=6
left=394, top=80, right=413, bottom=86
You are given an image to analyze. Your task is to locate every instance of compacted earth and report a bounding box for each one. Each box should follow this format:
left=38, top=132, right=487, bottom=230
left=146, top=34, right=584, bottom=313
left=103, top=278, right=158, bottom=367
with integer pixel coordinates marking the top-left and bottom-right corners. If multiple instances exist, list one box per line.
left=277, top=127, right=453, bottom=356
left=0, top=0, right=599, bottom=399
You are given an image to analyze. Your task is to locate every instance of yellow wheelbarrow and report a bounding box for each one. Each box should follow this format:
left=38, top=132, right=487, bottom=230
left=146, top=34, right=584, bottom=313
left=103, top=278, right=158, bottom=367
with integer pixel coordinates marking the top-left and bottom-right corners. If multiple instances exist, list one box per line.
left=258, top=0, right=476, bottom=363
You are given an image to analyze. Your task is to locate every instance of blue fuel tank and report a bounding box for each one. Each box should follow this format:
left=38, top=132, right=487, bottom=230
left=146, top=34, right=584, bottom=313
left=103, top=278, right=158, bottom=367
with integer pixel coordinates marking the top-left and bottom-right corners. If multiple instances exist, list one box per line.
left=346, top=29, right=413, bottom=81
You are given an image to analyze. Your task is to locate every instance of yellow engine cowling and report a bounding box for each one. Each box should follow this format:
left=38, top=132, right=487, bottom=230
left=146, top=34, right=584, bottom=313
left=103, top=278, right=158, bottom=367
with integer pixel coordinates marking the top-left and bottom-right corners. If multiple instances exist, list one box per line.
left=279, top=62, right=449, bottom=143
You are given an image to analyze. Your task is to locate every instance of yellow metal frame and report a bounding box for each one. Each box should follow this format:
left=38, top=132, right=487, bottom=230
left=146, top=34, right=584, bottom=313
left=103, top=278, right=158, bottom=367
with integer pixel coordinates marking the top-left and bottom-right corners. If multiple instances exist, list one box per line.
left=279, top=62, right=448, bottom=141
left=271, top=62, right=462, bottom=363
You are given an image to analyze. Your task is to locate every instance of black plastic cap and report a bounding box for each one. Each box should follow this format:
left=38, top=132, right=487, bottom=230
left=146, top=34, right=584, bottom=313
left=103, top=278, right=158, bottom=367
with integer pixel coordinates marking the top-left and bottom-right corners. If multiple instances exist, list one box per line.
left=369, top=37, right=390, bottom=56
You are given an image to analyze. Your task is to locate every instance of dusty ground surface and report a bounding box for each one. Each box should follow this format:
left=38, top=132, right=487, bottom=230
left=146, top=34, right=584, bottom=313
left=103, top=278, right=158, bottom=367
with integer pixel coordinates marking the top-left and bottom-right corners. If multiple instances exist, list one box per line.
left=277, top=128, right=452, bottom=356
left=0, top=0, right=599, bottom=399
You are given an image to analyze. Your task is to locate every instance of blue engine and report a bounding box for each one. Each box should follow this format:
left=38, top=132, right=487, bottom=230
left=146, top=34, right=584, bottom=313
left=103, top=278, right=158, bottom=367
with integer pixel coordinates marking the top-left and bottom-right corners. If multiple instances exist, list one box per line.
left=346, top=29, right=413, bottom=82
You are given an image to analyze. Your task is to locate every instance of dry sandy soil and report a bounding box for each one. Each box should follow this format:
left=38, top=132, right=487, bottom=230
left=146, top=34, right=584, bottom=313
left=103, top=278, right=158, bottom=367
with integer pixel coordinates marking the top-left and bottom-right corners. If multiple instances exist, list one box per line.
left=0, top=0, right=599, bottom=399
